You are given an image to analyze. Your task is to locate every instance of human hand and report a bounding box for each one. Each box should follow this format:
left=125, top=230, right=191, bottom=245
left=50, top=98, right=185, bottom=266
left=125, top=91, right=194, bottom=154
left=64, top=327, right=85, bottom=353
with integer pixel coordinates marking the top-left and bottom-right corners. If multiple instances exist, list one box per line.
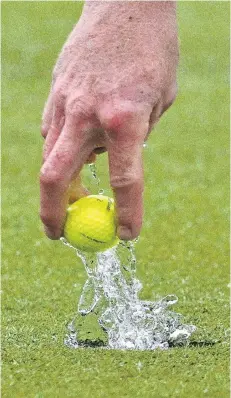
left=40, top=1, right=179, bottom=241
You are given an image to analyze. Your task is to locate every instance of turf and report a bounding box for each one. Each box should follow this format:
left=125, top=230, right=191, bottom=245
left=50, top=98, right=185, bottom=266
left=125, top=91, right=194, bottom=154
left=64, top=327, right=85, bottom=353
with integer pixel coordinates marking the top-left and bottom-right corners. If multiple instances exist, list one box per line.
left=1, top=2, right=230, bottom=397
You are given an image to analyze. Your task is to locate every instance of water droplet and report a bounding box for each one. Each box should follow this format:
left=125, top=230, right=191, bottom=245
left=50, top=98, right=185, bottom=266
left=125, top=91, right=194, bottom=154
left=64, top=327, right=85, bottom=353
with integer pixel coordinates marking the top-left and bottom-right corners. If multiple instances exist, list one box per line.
left=88, top=161, right=105, bottom=196
left=64, top=321, right=79, bottom=349
left=89, top=163, right=101, bottom=189
left=137, top=361, right=143, bottom=371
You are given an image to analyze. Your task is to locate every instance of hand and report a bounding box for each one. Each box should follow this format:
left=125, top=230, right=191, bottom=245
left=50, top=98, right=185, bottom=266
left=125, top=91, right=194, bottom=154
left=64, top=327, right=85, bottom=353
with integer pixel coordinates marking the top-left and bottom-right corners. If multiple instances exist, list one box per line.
left=40, top=1, right=179, bottom=241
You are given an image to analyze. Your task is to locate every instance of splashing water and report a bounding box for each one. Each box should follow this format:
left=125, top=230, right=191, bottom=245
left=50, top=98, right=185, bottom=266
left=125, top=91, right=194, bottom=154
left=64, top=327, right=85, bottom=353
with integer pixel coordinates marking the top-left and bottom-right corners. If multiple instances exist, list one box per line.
left=62, top=239, right=196, bottom=350
left=63, top=163, right=195, bottom=350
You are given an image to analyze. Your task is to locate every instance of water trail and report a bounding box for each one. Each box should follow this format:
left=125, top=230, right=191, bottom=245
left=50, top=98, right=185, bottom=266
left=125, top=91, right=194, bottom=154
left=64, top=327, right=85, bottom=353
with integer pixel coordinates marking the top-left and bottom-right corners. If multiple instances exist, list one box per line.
left=89, top=163, right=104, bottom=195
left=63, top=240, right=196, bottom=350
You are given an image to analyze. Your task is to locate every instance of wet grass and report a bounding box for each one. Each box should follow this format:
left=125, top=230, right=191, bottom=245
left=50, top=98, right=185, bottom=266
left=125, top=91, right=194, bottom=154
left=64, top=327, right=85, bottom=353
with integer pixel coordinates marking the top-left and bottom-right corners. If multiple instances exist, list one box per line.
left=2, top=2, right=230, bottom=397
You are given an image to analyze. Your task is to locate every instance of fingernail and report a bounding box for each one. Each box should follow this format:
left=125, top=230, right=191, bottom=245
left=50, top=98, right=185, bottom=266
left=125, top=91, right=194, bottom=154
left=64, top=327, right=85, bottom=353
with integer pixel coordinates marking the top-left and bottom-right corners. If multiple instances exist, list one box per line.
left=117, top=226, right=133, bottom=241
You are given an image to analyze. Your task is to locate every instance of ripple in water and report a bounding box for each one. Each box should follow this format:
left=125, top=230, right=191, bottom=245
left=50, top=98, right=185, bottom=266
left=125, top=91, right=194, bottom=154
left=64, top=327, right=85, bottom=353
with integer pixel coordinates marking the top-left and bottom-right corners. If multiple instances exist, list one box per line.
left=62, top=239, right=196, bottom=350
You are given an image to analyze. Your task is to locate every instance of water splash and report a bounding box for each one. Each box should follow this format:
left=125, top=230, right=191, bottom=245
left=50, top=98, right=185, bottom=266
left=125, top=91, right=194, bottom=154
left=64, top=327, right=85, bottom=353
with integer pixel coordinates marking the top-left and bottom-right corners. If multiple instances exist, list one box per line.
left=63, top=163, right=195, bottom=350
left=63, top=240, right=196, bottom=350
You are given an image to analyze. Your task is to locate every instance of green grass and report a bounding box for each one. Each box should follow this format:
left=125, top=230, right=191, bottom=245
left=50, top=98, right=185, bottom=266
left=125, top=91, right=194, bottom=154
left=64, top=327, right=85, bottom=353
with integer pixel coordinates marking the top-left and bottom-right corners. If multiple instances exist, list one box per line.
left=2, top=2, right=230, bottom=397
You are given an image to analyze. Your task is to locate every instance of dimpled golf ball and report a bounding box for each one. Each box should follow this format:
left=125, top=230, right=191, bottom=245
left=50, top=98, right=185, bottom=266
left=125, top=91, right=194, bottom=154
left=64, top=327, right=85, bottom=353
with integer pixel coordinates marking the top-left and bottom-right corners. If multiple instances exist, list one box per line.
left=64, top=195, right=119, bottom=253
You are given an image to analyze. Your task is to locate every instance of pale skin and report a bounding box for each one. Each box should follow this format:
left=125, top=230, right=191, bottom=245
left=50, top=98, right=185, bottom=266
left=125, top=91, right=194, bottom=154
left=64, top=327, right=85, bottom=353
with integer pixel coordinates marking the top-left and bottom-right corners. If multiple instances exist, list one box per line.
left=40, top=1, right=179, bottom=241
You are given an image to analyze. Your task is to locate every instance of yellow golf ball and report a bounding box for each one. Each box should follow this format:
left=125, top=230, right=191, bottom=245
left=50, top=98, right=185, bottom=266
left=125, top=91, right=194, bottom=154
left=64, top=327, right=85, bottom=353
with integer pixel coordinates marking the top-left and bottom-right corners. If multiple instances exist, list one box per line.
left=64, top=195, right=119, bottom=253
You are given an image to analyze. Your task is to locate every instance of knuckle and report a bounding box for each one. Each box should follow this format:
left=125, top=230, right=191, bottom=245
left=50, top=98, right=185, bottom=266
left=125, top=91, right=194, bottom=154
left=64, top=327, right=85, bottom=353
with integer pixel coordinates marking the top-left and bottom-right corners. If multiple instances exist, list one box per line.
left=110, top=172, right=142, bottom=189
left=39, top=168, right=63, bottom=188
left=101, top=108, right=135, bottom=132
left=100, top=102, right=149, bottom=139
left=66, top=95, right=94, bottom=119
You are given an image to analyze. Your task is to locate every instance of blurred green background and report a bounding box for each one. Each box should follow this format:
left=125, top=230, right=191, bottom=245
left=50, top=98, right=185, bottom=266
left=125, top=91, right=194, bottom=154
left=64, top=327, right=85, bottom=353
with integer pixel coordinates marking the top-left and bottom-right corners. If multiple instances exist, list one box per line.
left=2, top=2, right=230, bottom=397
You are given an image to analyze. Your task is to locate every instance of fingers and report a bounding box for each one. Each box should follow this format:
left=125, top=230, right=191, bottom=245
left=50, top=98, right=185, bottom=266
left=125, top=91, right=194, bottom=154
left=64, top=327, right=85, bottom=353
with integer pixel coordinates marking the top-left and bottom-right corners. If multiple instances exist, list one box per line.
left=40, top=115, right=93, bottom=239
left=41, top=90, right=54, bottom=138
left=42, top=125, right=60, bottom=164
left=106, top=128, right=146, bottom=241
left=42, top=106, right=65, bottom=163
left=98, top=103, right=150, bottom=241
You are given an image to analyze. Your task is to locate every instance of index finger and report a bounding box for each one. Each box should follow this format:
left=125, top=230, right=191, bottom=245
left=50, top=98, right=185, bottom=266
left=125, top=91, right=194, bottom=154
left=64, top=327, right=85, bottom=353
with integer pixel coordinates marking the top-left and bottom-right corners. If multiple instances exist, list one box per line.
left=40, top=115, right=92, bottom=239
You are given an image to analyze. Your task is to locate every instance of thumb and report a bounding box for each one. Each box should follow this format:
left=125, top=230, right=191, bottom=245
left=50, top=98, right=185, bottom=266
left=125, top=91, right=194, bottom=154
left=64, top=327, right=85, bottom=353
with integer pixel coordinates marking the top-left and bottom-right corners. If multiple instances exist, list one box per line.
left=68, top=174, right=89, bottom=204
